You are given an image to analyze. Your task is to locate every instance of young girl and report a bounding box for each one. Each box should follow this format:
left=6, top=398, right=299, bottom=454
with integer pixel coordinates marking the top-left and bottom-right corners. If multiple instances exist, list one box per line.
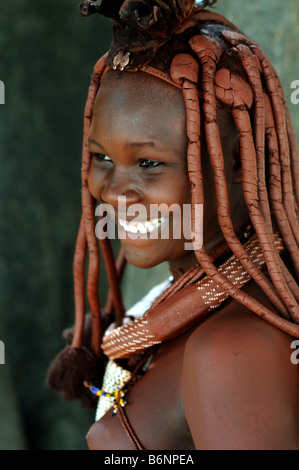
left=47, top=0, right=299, bottom=450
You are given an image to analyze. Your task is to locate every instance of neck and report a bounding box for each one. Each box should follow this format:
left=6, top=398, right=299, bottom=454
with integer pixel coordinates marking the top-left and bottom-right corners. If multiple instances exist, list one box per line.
left=168, top=251, right=199, bottom=281
left=168, top=232, right=230, bottom=281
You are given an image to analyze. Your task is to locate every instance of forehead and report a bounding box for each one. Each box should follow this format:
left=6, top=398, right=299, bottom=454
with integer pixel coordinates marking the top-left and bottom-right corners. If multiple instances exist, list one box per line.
left=102, top=68, right=182, bottom=91
left=94, top=70, right=235, bottom=132
left=91, top=70, right=187, bottom=146
left=94, top=70, right=185, bottom=115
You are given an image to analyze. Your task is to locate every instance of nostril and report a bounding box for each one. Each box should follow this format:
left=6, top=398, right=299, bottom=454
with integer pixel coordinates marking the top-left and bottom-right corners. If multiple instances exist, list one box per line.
left=101, top=183, right=142, bottom=207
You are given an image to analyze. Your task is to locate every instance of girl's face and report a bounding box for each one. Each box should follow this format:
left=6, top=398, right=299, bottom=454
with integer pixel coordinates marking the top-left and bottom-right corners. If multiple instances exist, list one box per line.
left=88, top=71, right=237, bottom=270
left=88, top=71, right=195, bottom=269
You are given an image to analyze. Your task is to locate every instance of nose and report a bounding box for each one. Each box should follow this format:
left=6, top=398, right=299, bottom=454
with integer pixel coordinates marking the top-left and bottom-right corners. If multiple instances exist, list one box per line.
left=100, top=168, right=142, bottom=208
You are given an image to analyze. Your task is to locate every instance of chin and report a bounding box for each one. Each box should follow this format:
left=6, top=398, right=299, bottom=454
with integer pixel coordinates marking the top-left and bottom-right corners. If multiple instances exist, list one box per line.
left=121, top=239, right=189, bottom=270
left=122, top=249, right=163, bottom=270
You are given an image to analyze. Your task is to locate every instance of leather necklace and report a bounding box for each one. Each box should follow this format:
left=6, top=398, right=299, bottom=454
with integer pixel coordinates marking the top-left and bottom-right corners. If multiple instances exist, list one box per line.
left=102, top=233, right=284, bottom=360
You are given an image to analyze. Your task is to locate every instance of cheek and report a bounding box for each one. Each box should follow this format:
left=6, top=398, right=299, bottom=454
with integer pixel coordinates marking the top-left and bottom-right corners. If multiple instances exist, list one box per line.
left=158, top=176, right=192, bottom=234
left=88, top=163, right=103, bottom=201
left=161, top=172, right=191, bottom=205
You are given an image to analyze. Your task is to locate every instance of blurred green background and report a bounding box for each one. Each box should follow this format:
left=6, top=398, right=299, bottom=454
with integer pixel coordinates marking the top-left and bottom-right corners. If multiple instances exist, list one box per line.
left=0, top=0, right=298, bottom=450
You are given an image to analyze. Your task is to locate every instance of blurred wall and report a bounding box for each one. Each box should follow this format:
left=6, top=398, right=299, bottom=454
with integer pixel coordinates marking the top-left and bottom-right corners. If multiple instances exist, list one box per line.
left=0, top=0, right=298, bottom=450
left=0, top=0, right=112, bottom=450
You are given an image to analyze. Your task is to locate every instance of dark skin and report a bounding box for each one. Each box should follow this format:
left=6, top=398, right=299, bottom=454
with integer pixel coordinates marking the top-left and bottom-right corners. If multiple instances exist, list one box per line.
left=86, top=71, right=299, bottom=450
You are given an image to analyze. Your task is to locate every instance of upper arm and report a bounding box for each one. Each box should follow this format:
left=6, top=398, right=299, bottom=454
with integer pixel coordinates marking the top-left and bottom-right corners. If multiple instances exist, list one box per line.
left=183, top=311, right=299, bottom=450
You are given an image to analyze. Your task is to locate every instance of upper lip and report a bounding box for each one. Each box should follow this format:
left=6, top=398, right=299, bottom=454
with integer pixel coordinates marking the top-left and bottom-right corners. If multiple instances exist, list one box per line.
left=100, top=204, right=168, bottom=223
left=118, top=216, right=165, bottom=224
left=117, top=213, right=150, bottom=223
left=118, top=216, right=151, bottom=223
left=114, top=210, right=163, bottom=224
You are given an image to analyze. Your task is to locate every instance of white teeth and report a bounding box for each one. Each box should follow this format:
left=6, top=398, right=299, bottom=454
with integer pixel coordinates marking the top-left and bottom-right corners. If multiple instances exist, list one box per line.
left=119, top=217, right=166, bottom=234
left=137, top=223, right=147, bottom=234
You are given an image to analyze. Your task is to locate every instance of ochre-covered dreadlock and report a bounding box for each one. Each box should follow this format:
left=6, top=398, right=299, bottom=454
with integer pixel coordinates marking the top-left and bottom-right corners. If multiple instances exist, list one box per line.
left=46, top=0, right=299, bottom=407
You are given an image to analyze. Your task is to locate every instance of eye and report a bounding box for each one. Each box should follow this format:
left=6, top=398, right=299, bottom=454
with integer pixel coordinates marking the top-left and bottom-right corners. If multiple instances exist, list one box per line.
left=139, top=159, right=164, bottom=169
left=91, top=152, right=113, bottom=163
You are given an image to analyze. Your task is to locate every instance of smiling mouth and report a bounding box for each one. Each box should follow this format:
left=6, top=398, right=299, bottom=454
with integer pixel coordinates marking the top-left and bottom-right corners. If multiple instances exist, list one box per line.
left=118, top=217, right=167, bottom=234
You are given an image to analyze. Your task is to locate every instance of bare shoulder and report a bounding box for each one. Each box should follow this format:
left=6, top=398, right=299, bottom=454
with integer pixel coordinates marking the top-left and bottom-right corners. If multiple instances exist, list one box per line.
left=183, top=297, right=299, bottom=450
left=185, top=299, right=296, bottom=365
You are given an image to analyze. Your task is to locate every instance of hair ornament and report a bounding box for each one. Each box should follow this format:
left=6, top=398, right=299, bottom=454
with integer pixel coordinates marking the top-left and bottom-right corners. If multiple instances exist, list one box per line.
left=78, top=0, right=218, bottom=69
left=112, top=51, right=131, bottom=70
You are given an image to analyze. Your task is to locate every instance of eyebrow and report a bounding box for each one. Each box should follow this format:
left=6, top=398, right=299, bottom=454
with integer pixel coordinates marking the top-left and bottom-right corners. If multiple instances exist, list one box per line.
left=88, top=138, right=103, bottom=148
left=124, top=141, right=155, bottom=150
left=88, top=137, right=156, bottom=150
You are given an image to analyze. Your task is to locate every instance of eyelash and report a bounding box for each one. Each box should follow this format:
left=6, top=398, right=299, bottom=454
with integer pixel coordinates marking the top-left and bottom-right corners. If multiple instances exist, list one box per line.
left=139, top=159, right=163, bottom=169
left=91, top=153, right=164, bottom=169
left=91, top=153, right=112, bottom=163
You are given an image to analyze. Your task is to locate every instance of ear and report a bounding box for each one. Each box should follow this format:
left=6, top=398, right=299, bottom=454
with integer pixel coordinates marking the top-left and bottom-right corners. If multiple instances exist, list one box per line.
left=231, top=136, right=242, bottom=184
